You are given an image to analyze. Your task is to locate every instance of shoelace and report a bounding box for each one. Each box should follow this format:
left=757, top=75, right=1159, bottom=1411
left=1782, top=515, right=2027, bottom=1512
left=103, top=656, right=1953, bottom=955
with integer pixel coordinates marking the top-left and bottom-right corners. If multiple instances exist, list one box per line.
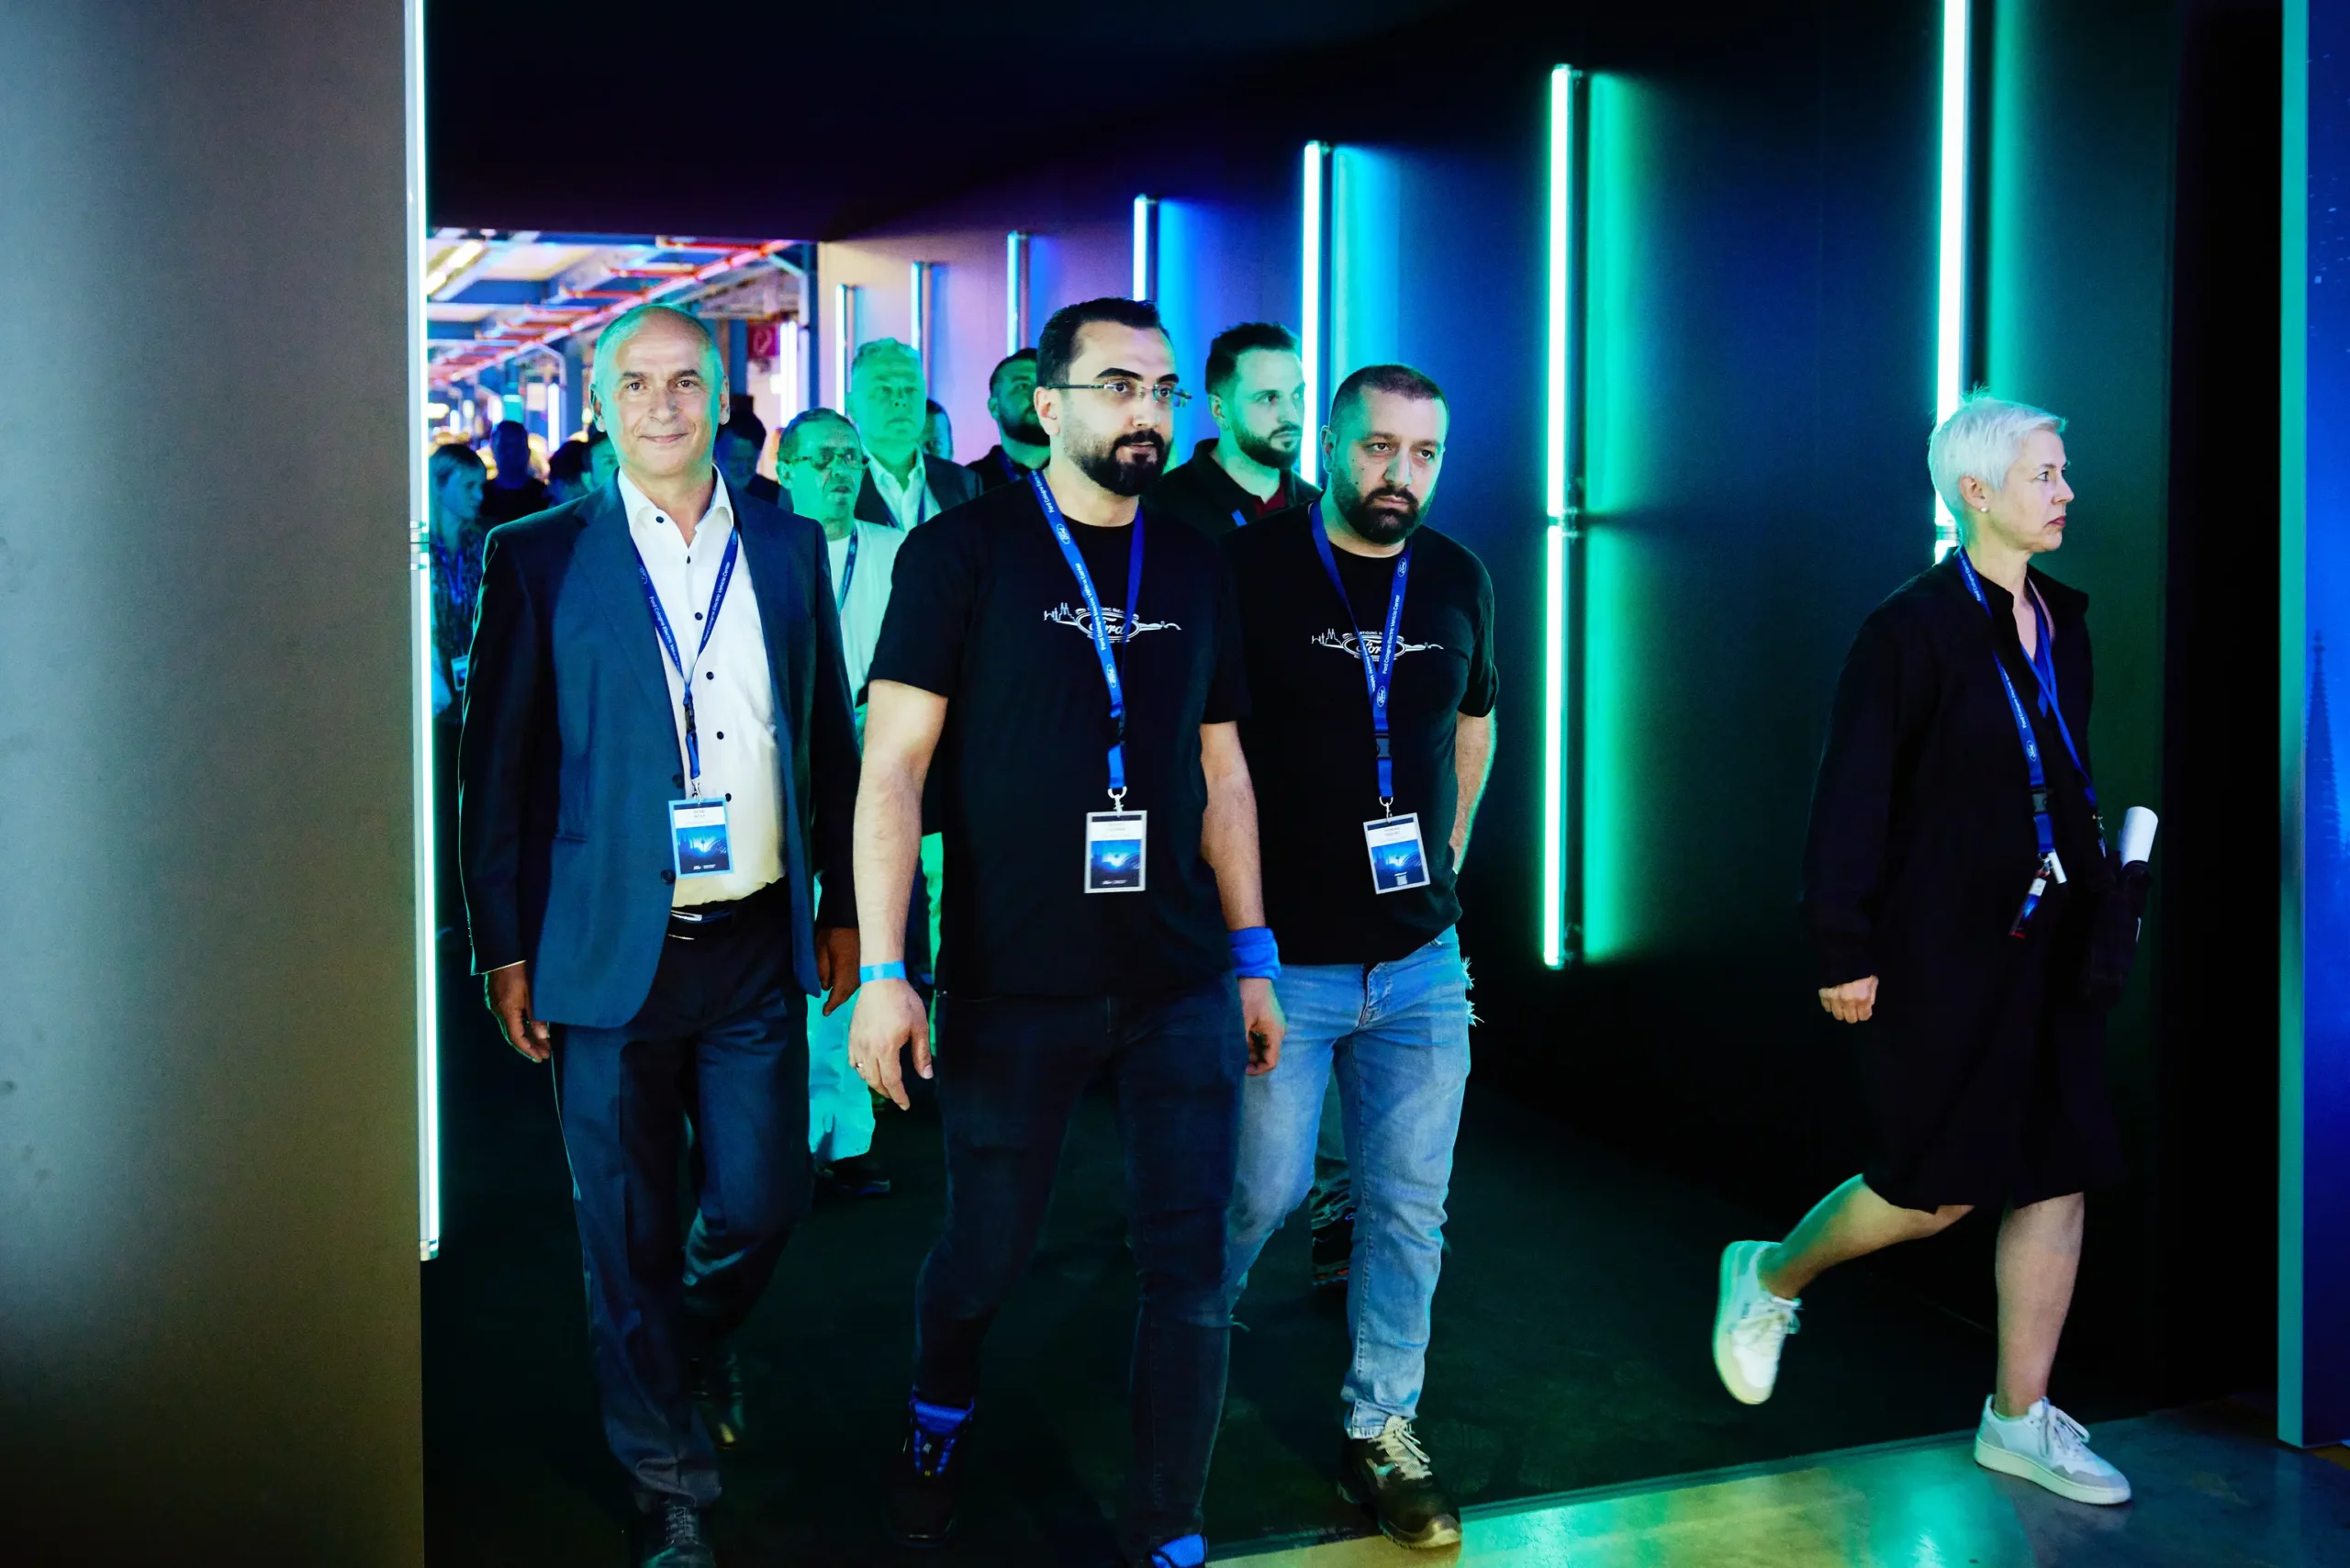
left=2043, top=1405, right=2094, bottom=1467
left=1368, top=1417, right=1437, bottom=1482
left=1732, top=1294, right=1801, bottom=1351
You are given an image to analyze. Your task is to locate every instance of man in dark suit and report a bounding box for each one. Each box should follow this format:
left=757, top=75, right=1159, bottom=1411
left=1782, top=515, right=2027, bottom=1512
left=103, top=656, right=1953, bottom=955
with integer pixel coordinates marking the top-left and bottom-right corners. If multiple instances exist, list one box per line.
left=460, top=303, right=862, bottom=1568
left=846, top=337, right=981, bottom=528
left=966, top=347, right=1048, bottom=492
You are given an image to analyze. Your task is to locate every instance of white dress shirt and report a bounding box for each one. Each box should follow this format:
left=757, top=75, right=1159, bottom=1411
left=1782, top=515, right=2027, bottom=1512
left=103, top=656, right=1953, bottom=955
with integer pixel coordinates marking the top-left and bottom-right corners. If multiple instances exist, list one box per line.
left=866, top=451, right=934, bottom=530
left=620, top=470, right=784, bottom=906
left=826, top=520, right=907, bottom=722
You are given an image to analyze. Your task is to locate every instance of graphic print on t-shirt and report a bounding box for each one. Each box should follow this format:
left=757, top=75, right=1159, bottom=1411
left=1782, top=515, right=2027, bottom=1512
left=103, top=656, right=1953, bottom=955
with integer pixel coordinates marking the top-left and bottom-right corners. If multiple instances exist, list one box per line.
left=1309, top=627, right=1443, bottom=662
left=1044, top=602, right=1184, bottom=640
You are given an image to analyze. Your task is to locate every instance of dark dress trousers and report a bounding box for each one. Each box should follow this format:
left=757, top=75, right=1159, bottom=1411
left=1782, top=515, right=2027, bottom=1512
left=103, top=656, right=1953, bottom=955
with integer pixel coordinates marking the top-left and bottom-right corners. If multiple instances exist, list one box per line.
left=854, top=451, right=981, bottom=530
left=458, top=479, right=860, bottom=1507
left=1801, top=553, right=2123, bottom=1212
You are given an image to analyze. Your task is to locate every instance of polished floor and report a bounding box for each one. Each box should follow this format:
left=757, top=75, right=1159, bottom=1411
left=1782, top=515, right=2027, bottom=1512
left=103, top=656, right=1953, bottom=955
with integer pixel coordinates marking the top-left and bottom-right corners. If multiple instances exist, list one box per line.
left=1225, top=1403, right=2350, bottom=1566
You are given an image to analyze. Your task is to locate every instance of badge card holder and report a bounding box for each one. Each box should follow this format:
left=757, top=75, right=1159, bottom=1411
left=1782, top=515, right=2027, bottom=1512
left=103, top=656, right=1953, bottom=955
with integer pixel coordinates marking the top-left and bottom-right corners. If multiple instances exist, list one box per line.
left=1085, top=811, right=1147, bottom=893
left=1363, top=812, right=1432, bottom=895
left=671, top=797, right=733, bottom=879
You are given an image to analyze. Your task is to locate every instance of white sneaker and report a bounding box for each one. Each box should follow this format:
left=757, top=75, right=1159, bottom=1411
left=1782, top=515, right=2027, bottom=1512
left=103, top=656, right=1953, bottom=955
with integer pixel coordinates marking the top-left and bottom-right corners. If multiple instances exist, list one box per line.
left=1974, top=1398, right=2133, bottom=1505
left=1712, top=1239, right=1800, bottom=1405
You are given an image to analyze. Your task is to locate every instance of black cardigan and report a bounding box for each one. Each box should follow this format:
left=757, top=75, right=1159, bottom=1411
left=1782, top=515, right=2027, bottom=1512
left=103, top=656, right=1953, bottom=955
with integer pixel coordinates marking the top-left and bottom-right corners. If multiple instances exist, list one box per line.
left=1801, top=552, right=2109, bottom=993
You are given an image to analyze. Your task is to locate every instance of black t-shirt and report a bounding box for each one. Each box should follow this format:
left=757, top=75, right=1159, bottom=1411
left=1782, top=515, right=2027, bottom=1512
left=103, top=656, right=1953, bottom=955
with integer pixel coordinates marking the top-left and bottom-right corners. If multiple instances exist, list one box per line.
left=870, top=479, right=1248, bottom=996
left=1225, top=512, right=1498, bottom=965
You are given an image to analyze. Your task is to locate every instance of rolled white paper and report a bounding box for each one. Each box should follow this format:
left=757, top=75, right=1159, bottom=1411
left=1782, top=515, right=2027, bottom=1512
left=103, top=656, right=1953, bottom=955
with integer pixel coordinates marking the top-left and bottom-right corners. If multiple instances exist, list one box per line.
left=2120, top=806, right=2158, bottom=866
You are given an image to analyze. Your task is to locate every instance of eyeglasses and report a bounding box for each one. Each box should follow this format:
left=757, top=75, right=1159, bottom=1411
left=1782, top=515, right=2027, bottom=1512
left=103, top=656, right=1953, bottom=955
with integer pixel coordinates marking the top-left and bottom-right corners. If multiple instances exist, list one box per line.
left=1042, top=379, right=1192, bottom=409
left=786, top=449, right=866, bottom=473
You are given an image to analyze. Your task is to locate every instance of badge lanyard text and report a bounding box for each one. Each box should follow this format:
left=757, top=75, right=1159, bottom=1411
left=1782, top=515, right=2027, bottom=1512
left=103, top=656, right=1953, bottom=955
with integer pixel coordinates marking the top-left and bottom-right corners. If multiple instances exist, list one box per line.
left=1032, top=472, right=1145, bottom=807
left=632, top=526, right=742, bottom=799
left=1311, top=504, right=1413, bottom=815
left=1955, top=549, right=2102, bottom=935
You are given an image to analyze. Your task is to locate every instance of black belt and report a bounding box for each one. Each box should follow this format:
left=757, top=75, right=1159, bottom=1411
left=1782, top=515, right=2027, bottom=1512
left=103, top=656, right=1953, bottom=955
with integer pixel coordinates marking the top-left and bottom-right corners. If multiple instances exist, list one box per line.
left=666, top=878, right=783, bottom=938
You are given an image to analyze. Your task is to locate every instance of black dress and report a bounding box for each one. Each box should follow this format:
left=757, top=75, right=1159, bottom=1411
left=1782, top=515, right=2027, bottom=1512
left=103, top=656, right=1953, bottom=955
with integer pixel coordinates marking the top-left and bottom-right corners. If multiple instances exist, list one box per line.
left=1801, top=553, right=2125, bottom=1212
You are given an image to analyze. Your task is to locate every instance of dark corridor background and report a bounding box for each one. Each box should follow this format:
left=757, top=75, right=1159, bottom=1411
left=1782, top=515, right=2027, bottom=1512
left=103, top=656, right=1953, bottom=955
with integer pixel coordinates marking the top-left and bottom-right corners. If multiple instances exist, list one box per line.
left=421, top=0, right=2282, bottom=1555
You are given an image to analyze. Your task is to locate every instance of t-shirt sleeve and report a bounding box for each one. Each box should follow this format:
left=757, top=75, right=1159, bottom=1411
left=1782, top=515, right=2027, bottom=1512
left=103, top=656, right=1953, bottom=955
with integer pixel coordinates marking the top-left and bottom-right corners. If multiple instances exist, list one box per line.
left=1460, top=554, right=1500, bottom=718
left=868, top=517, right=976, bottom=699
left=1203, top=547, right=1250, bottom=724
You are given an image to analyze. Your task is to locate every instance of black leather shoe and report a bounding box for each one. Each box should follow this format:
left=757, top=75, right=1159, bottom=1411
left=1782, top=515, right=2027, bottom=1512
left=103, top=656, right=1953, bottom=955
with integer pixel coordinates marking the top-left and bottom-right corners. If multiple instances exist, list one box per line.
left=821, top=1151, right=894, bottom=1197
left=1338, top=1417, right=1461, bottom=1549
left=885, top=1398, right=972, bottom=1547
left=688, top=1347, right=747, bottom=1450
left=632, top=1498, right=717, bottom=1568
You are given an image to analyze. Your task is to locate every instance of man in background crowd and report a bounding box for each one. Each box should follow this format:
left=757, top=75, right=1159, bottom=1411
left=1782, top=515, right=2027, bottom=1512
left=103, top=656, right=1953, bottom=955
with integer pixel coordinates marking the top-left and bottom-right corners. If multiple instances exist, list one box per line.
left=428, top=440, right=487, bottom=942
left=775, top=406, right=921, bottom=1200
left=546, top=437, right=595, bottom=507
left=1147, top=322, right=1319, bottom=538
left=968, top=347, right=1046, bottom=491
left=478, top=418, right=551, bottom=527
left=923, top=398, right=955, bottom=463
left=847, top=338, right=980, bottom=529
left=717, top=408, right=781, bottom=505
left=587, top=424, right=621, bottom=493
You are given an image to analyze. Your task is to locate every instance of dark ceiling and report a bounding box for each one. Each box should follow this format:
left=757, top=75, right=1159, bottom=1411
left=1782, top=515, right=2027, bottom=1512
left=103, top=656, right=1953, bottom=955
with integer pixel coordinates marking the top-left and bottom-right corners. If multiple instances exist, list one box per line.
left=428, top=0, right=1468, bottom=239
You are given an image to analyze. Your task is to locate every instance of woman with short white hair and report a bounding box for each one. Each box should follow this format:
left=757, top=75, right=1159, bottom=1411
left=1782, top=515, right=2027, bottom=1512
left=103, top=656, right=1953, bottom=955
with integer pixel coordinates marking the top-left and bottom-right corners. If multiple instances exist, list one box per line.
left=1711, top=393, right=2133, bottom=1506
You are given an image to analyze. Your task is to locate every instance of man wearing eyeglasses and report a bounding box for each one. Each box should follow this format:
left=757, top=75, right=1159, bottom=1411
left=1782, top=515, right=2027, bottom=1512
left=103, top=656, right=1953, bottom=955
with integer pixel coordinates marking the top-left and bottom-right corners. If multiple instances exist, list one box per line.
left=846, top=338, right=981, bottom=530
left=850, top=297, right=1284, bottom=1568
left=775, top=406, right=920, bottom=1204
left=1147, top=321, right=1320, bottom=539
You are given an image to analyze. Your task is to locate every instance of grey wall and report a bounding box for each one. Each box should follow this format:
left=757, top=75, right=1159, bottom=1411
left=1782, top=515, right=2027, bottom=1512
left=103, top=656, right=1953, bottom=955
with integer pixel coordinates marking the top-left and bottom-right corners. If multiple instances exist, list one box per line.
left=0, top=4, right=423, bottom=1561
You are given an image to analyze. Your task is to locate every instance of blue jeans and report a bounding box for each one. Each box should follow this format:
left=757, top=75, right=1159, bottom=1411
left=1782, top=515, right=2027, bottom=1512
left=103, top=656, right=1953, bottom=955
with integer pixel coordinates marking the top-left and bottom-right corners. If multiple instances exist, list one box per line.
left=914, top=973, right=1244, bottom=1563
left=1224, top=929, right=1472, bottom=1437
left=551, top=889, right=811, bottom=1508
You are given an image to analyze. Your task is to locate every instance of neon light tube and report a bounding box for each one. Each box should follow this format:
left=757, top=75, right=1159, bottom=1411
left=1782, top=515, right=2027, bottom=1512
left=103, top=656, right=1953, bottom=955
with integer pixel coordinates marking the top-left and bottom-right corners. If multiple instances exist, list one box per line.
left=404, top=0, right=441, bottom=1261
left=1006, top=230, right=1026, bottom=353
left=832, top=281, right=854, bottom=412
left=1132, top=196, right=1155, bottom=301
left=909, top=260, right=930, bottom=380
left=1933, top=0, right=1969, bottom=557
left=1542, top=65, right=1575, bottom=970
left=1300, top=142, right=1326, bottom=486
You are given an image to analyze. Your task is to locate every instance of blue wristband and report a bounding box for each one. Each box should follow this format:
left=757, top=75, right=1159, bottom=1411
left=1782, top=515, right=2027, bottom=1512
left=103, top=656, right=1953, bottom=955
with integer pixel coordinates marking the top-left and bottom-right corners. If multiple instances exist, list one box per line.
left=1228, top=925, right=1281, bottom=980
left=859, top=961, right=908, bottom=983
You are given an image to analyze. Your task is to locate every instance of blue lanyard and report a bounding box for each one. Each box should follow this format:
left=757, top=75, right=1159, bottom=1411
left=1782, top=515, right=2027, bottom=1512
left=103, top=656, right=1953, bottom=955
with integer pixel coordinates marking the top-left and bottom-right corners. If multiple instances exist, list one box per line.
left=834, top=526, right=860, bottom=610
left=1309, top=503, right=1413, bottom=811
left=1031, top=472, right=1144, bottom=802
left=631, top=525, right=742, bottom=794
left=1230, top=509, right=1248, bottom=531
left=1955, top=551, right=2103, bottom=927
left=997, top=449, right=1025, bottom=486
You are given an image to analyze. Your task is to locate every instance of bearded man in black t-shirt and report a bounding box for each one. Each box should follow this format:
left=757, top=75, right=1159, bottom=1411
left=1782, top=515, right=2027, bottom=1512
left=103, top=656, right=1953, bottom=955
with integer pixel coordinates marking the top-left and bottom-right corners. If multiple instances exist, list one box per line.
left=1220, top=364, right=1496, bottom=1551
left=848, top=297, right=1286, bottom=1568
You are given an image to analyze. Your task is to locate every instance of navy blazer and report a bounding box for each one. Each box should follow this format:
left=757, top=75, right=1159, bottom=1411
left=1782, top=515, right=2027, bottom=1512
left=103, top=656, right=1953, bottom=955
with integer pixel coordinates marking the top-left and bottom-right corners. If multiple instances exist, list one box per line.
left=458, top=480, right=860, bottom=1029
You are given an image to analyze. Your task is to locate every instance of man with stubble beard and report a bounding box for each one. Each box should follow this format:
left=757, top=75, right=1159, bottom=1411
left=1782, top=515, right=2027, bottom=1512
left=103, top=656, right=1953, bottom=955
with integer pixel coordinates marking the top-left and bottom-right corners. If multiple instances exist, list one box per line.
left=1219, top=364, right=1495, bottom=1551
left=852, top=297, right=1286, bottom=1568
left=1146, top=321, right=1321, bottom=538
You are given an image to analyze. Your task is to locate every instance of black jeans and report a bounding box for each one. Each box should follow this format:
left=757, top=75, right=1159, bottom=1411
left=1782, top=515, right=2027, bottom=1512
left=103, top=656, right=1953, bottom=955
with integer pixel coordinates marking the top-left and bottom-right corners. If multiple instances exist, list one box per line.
left=913, top=972, right=1244, bottom=1562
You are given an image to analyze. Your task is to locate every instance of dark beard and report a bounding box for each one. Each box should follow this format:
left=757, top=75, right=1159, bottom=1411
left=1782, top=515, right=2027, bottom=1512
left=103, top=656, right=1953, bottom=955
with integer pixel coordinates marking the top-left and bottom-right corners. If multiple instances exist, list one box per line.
left=1235, top=424, right=1300, bottom=473
left=1003, top=409, right=1047, bottom=446
left=1072, top=431, right=1168, bottom=498
left=1332, top=475, right=1424, bottom=546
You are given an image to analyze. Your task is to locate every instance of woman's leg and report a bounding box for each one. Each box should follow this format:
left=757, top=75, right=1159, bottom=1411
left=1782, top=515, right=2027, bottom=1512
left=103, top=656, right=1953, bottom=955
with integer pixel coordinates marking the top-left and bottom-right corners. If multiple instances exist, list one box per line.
left=1760, top=1175, right=1972, bottom=1298
left=1991, top=1193, right=2085, bottom=1416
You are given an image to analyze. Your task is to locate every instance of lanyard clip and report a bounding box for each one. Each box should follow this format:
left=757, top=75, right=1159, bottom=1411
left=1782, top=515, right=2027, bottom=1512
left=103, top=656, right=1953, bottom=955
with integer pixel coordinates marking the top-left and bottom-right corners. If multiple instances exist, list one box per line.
left=1107, top=787, right=1126, bottom=810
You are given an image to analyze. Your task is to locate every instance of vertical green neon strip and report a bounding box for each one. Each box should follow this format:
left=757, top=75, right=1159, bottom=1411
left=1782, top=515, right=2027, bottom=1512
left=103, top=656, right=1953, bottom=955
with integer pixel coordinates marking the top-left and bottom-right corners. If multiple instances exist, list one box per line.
left=1932, top=0, right=1970, bottom=558
left=406, top=0, right=439, bottom=1261
left=1300, top=142, right=1326, bottom=486
left=1542, top=64, right=1575, bottom=969
left=832, top=280, right=855, bottom=411
left=2280, top=0, right=2311, bottom=1448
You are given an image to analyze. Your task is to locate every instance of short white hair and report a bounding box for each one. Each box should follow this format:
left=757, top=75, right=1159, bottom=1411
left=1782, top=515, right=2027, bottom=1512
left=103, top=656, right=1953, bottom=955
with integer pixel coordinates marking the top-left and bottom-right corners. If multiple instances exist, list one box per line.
left=588, top=304, right=722, bottom=414
left=850, top=336, right=923, bottom=386
left=1927, top=392, right=2065, bottom=521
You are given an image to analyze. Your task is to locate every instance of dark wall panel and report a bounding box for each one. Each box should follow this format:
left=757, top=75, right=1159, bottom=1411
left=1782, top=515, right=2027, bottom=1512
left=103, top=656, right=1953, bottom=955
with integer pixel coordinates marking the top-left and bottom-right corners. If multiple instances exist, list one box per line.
left=0, top=4, right=423, bottom=1561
